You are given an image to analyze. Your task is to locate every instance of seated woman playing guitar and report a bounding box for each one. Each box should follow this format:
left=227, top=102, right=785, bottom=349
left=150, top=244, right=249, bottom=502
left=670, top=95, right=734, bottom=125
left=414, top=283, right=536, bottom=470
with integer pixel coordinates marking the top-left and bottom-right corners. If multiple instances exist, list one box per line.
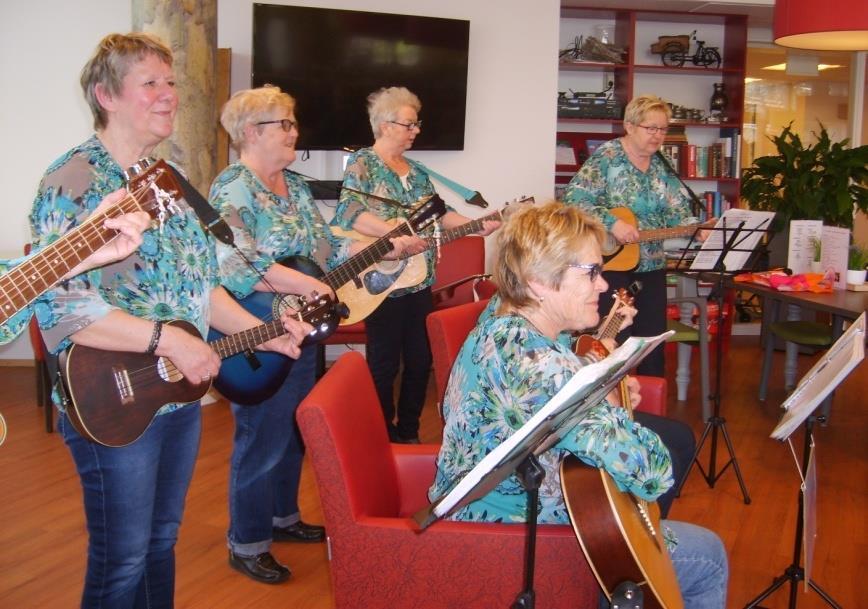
left=429, top=202, right=727, bottom=608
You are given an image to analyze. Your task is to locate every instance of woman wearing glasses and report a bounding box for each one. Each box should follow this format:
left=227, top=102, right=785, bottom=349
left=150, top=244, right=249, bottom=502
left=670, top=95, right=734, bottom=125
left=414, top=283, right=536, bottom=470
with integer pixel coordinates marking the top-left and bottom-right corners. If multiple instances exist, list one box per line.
left=332, top=86, right=498, bottom=444
left=209, top=85, right=419, bottom=584
left=562, top=94, right=699, bottom=379
left=430, top=202, right=727, bottom=609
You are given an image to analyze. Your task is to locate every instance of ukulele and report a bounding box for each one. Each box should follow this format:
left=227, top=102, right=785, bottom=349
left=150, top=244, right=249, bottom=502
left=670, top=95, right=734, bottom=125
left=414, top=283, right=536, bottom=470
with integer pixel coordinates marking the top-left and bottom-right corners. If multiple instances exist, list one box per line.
left=602, top=207, right=713, bottom=272
left=60, top=294, right=342, bottom=447
left=564, top=287, right=684, bottom=609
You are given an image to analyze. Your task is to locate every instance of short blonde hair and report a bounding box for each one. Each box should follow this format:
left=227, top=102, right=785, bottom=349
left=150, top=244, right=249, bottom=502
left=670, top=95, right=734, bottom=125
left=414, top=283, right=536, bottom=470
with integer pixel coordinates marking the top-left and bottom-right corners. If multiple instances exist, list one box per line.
left=367, top=86, right=421, bottom=139
left=220, top=85, right=296, bottom=151
left=80, top=32, right=173, bottom=131
left=623, top=94, right=672, bottom=127
left=494, top=201, right=605, bottom=310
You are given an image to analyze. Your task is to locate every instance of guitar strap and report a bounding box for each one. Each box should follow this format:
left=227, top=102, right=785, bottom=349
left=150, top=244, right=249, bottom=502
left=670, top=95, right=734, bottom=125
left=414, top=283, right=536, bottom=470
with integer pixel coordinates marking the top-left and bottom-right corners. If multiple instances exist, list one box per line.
left=165, top=167, right=235, bottom=246
left=406, top=159, right=489, bottom=209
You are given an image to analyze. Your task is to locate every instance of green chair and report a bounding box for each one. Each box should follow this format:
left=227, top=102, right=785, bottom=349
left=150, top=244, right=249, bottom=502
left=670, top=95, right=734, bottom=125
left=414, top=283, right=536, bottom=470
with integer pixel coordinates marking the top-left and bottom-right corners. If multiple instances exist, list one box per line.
left=758, top=315, right=833, bottom=400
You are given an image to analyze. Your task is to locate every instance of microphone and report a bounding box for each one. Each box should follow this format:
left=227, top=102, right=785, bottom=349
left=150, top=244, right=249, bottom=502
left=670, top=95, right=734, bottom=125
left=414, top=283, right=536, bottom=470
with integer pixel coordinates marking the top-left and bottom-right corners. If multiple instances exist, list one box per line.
left=654, top=150, right=705, bottom=219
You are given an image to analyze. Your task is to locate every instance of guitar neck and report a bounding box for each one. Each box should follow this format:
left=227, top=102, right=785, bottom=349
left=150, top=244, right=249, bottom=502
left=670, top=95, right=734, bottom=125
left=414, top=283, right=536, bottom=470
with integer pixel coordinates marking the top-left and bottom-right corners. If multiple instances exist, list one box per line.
left=635, top=223, right=701, bottom=244
left=321, top=223, right=414, bottom=290
left=420, top=210, right=501, bottom=250
left=0, top=196, right=147, bottom=324
left=596, top=311, right=625, bottom=343
left=209, top=318, right=287, bottom=359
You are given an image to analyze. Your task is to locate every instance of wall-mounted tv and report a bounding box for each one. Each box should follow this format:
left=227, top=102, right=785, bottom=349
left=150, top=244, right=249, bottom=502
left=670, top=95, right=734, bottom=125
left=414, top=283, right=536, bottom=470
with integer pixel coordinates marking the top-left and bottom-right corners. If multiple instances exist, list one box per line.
left=252, top=3, right=470, bottom=151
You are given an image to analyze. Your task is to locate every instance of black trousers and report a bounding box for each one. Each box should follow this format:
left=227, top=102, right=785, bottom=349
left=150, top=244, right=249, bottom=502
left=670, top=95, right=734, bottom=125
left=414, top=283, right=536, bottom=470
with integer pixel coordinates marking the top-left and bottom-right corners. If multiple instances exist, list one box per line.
left=364, top=287, right=433, bottom=439
left=598, top=268, right=668, bottom=378
left=633, top=411, right=695, bottom=519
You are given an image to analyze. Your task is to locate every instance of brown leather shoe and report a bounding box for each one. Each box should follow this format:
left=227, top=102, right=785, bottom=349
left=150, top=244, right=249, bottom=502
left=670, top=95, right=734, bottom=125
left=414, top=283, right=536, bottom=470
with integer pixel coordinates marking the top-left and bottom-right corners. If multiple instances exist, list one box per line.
left=228, top=550, right=291, bottom=584
left=273, top=521, right=326, bottom=543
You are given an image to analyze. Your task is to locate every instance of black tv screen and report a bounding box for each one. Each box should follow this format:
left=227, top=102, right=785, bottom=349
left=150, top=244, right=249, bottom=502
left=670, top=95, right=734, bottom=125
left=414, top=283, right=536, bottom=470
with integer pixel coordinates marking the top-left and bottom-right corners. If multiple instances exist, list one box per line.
left=252, top=4, right=470, bottom=150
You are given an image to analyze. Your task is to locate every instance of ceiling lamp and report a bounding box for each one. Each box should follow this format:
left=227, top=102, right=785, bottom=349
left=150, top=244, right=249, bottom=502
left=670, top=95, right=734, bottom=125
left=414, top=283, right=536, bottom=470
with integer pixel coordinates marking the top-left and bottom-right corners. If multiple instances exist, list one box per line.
left=774, top=0, right=868, bottom=50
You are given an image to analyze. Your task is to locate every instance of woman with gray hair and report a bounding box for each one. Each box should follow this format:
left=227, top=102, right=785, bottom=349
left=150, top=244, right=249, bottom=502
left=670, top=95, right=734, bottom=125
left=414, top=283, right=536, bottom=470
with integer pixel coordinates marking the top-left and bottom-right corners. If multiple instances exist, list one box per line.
left=209, top=85, right=418, bottom=584
left=332, top=86, right=499, bottom=444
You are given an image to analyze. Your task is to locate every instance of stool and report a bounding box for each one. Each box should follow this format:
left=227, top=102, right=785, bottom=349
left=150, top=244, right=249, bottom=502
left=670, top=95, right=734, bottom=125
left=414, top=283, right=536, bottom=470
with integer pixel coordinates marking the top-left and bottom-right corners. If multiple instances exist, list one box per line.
left=758, top=320, right=833, bottom=400
left=666, top=296, right=711, bottom=422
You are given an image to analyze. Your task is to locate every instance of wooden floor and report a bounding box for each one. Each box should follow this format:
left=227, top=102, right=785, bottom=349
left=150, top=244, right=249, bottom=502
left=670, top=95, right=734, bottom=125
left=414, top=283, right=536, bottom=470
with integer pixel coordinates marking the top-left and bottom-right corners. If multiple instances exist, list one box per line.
left=0, top=336, right=865, bottom=609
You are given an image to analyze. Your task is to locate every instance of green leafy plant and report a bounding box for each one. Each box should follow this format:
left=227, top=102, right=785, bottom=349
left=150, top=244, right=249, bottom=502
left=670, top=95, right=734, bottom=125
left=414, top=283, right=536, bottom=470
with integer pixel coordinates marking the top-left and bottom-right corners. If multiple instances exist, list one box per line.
left=741, top=123, right=868, bottom=230
left=848, top=244, right=868, bottom=271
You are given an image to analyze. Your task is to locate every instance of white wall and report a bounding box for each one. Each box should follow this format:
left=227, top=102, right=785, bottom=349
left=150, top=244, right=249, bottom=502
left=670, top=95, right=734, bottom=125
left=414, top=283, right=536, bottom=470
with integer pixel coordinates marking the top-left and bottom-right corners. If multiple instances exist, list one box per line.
left=0, top=0, right=560, bottom=359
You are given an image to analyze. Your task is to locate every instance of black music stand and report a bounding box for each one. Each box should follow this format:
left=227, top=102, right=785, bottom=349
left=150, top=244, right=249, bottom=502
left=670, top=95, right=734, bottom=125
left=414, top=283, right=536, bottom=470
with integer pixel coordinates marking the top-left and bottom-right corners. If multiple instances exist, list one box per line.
left=414, top=333, right=671, bottom=608
left=744, top=312, right=865, bottom=609
left=672, top=211, right=773, bottom=503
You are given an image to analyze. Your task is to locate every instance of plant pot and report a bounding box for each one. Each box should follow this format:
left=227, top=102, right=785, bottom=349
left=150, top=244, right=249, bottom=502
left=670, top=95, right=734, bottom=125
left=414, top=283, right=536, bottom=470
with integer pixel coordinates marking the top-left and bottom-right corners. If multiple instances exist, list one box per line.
left=809, top=260, right=823, bottom=274
left=846, top=269, right=867, bottom=285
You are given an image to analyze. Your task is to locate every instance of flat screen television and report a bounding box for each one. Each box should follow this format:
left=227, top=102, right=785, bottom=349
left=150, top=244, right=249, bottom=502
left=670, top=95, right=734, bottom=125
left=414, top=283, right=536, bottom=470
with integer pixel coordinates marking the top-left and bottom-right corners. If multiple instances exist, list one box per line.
left=252, top=3, right=470, bottom=151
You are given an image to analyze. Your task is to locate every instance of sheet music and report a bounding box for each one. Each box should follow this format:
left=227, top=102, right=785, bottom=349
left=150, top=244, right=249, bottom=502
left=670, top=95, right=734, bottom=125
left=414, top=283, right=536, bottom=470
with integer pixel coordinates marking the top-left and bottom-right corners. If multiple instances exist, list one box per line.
left=424, top=331, right=673, bottom=524
left=690, top=209, right=775, bottom=271
left=770, top=313, right=865, bottom=440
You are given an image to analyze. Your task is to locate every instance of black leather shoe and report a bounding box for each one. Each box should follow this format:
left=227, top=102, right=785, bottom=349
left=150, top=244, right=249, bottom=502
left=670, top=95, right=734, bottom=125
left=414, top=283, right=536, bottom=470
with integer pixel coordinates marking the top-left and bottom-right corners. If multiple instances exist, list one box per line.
left=228, top=550, right=291, bottom=584
left=395, top=434, right=421, bottom=444
left=273, top=521, right=326, bottom=543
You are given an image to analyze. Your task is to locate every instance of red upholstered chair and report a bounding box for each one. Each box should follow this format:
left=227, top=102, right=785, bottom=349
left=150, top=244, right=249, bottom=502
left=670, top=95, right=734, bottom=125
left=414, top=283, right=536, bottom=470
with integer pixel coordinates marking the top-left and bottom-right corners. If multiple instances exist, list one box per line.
left=297, top=351, right=604, bottom=609
left=431, top=235, right=493, bottom=310
left=426, top=299, right=668, bottom=423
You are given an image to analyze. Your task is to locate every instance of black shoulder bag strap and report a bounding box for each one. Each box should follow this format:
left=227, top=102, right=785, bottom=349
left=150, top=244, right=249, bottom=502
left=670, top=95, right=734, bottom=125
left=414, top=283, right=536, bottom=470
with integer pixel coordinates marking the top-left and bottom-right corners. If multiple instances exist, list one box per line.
left=166, top=166, right=235, bottom=246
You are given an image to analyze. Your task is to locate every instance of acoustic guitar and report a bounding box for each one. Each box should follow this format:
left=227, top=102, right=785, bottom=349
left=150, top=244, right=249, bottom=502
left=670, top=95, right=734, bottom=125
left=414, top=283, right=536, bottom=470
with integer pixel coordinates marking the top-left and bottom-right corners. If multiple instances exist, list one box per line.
left=60, top=294, right=342, bottom=447
left=602, top=207, right=711, bottom=272
left=331, top=197, right=532, bottom=316
left=0, top=159, right=182, bottom=334
left=564, top=288, right=684, bottom=609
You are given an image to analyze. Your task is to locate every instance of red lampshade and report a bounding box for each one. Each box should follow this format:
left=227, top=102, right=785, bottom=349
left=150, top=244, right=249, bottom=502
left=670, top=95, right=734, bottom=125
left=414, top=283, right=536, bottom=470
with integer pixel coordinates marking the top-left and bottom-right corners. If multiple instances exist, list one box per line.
left=774, top=0, right=868, bottom=50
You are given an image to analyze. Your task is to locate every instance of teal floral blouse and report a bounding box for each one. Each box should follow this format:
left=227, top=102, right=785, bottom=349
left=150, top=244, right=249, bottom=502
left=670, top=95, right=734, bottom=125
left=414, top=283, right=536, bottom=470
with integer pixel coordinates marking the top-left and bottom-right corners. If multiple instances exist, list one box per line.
left=208, top=163, right=352, bottom=299
left=429, top=308, right=674, bottom=525
left=29, top=136, right=220, bottom=413
left=561, top=139, right=695, bottom=272
left=331, top=148, right=452, bottom=297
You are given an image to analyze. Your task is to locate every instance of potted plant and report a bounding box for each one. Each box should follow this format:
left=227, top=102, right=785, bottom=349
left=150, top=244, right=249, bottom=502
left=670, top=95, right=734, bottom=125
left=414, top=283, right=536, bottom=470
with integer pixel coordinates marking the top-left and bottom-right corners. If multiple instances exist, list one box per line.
left=847, top=243, right=868, bottom=285
left=808, top=236, right=823, bottom=273
left=742, top=123, right=868, bottom=230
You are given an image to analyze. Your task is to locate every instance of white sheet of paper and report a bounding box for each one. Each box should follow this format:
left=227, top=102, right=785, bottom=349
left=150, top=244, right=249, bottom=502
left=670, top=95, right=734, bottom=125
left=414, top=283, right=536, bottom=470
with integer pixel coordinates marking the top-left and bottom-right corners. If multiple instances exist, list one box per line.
left=771, top=313, right=865, bottom=440
left=690, top=209, right=775, bottom=271
left=819, top=225, right=850, bottom=289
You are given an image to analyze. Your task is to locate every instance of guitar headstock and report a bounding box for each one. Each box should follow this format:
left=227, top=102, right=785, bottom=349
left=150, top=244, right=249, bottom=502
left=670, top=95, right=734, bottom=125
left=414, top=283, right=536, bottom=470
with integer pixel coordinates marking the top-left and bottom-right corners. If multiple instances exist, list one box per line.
left=295, top=293, right=350, bottom=346
left=409, top=193, right=448, bottom=231
left=611, top=287, right=636, bottom=311
left=124, top=159, right=184, bottom=224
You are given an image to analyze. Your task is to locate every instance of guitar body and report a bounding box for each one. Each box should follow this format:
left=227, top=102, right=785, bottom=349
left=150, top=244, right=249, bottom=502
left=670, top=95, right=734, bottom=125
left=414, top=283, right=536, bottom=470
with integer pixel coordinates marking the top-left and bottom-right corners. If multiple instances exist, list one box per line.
left=602, top=207, right=640, bottom=272
left=327, top=227, right=428, bottom=324
left=61, top=320, right=209, bottom=447
left=207, top=291, right=295, bottom=406
left=560, top=455, right=684, bottom=609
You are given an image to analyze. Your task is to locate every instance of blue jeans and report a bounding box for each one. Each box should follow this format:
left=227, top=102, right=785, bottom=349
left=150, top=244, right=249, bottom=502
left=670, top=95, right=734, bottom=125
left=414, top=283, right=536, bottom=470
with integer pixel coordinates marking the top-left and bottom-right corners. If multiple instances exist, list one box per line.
left=59, top=403, right=201, bottom=609
left=227, top=345, right=316, bottom=557
left=665, top=520, right=728, bottom=609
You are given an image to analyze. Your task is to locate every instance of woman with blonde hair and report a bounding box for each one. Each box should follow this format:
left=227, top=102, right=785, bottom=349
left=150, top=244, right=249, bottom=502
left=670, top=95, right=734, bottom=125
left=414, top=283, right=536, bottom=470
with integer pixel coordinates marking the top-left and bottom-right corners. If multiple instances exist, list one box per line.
left=430, top=201, right=728, bottom=609
left=210, top=85, right=418, bottom=584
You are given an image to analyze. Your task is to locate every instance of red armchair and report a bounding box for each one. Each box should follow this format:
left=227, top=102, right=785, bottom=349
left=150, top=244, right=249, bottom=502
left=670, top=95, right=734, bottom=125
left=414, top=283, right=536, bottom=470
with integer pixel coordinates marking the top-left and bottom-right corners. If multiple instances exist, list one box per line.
left=430, top=235, right=494, bottom=310
left=426, top=299, right=667, bottom=423
left=297, top=351, right=603, bottom=609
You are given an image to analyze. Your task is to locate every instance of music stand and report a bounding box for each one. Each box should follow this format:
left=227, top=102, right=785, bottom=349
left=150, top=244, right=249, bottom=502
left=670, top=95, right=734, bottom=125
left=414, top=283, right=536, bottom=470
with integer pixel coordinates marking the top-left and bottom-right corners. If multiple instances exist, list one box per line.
left=414, top=332, right=672, bottom=609
left=744, top=312, right=864, bottom=609
left=672, top=209, right=774, bottom=504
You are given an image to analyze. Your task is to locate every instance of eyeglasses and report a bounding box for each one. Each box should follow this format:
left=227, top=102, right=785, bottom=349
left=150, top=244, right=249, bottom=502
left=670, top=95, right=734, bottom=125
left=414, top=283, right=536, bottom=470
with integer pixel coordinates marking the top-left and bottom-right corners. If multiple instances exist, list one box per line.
left=257, top=119, right=297, bottom=132
left=388, top=120, right=422, bottom=131
left=634, top=124, right=668, bottom=135
left=566, top=262, right=604, bottom=282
